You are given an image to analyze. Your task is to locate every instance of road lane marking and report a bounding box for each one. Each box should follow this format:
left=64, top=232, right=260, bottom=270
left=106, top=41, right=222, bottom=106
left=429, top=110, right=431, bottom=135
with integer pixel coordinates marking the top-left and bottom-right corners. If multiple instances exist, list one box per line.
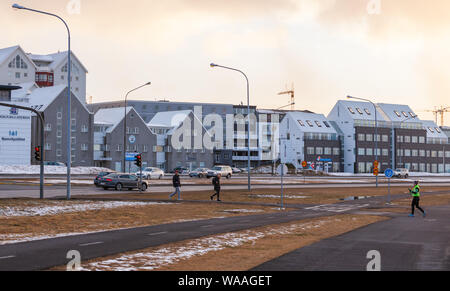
left=0, top=255, right=15, bottom=260
left=201, top=225, right=214, bottom=228
left=79, top=241, right=103, bottom=247
left=148, top=231, right=168, bottom=236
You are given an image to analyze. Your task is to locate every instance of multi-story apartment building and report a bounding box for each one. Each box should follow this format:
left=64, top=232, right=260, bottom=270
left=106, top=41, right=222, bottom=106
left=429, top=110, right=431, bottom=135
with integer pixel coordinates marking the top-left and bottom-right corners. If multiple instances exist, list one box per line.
left=328, top=100, right=450, bottom=173
left=15, top=85, right=95, bottom=166
left=147, top=110, right=214, bottom=172
left=0, top=45, right=87, bottom=104
left=94, top=107, right=157, bottom=172
left=280, top=111, right=342, bottom=172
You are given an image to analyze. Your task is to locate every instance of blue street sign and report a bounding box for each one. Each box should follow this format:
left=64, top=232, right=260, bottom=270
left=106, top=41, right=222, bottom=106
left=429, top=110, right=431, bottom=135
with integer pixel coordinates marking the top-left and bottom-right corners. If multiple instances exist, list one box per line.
left=385, top=168, right=394, bottom=178
left=125, top=152, right=138, bottom=161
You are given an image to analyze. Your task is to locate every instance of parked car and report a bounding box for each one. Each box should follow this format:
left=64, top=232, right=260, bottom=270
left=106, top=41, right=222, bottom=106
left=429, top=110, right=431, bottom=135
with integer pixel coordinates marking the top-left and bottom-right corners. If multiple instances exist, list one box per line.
left=232, top=167, right=242, bottom=174
left=189, top=168, right=209, bottom=178
left=136, top=167, right=165, bottom=180
left=97, top=173, right=148, bottom=191
left=207, top=165, right=233, bottom=179
left=44, top=161, right=65, bottom=166
left=94, top=171, right=115, bottom=186
left=172, top=167, right=190, bottom=174
left=393, top=168, right=409, bottom=178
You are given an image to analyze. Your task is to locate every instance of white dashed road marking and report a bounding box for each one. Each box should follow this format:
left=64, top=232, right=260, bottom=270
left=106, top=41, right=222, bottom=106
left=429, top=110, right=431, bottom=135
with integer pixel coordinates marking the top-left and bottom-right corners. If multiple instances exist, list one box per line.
left=79, top=241, right=103, bottom=247
left=0, top=255, right=15, bottom=260
left=305, top=204, right=370, bottom=213
left=148, top=231, right=168, bottom=236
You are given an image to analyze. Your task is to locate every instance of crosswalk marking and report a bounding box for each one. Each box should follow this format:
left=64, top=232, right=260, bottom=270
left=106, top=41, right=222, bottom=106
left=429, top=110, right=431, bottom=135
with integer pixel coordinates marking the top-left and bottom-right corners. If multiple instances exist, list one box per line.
left=305, top=204, right=370, bottom=213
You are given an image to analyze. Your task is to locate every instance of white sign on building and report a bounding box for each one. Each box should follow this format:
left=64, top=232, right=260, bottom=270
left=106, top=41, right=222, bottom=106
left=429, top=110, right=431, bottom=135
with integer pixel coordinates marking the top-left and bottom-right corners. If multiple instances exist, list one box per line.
left=0, top=105, right=31, bottom=165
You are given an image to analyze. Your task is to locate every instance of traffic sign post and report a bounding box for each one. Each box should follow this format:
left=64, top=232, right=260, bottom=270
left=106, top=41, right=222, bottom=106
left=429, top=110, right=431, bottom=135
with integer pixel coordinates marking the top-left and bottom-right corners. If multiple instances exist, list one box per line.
left=384, top=168, right=394, bottom=204
left=277, top=164, right=288, bottom=210
left=301, top=161, right=307, bottom=184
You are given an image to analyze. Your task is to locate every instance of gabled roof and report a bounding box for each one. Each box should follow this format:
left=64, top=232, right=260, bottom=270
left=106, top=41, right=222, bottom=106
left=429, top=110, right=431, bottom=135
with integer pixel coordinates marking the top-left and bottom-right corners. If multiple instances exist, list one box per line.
left=377, top=103, right=419, bottom=123
left=26, top=85, right=67, bottom=112
left=286, top=111, right=337, bottom=134
left=335, top=100, right=389, bottom=122
left=10, top=82, right=39, bottom=100
left=47, top=51, right=88, bottom=73
left=94, top=107, right=144, bottom=133
left=421, top=120, right=448, bottom=139
left=147, top=110, right=192, bottom=129
left=0, top=45, right=37, bottom=69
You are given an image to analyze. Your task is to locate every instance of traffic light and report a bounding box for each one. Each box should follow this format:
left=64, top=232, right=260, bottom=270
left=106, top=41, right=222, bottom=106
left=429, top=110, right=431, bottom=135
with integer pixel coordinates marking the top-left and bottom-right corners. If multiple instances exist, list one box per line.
left=135, top=154, right=142, bottom=168
left=34, top=146, right=41, bottom=161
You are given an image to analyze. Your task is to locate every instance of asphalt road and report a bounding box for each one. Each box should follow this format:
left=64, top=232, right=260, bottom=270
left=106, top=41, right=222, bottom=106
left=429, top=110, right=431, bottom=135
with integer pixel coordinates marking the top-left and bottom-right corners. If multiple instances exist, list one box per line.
left=2, top=180, right=450, bottom=199
left=253, top=204, right=450, bottom=271
left=0, top=207, right=344, bottom=271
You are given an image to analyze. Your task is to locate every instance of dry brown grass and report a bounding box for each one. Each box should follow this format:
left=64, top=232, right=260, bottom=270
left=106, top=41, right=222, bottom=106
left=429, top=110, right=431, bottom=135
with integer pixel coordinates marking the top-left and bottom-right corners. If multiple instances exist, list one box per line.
left=0, top=200, right=278, bottom=242
left=75, top=186, right=450, bottom=205
left=54, top=214, right=386, bottom=271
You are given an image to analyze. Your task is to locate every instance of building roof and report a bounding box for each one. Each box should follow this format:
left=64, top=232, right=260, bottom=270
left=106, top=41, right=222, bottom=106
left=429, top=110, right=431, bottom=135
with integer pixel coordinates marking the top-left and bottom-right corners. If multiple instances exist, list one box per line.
left=286, top=111, right=337, bottom=134
left=0, top=45, right=37, bottom=69
left=94, top=107, right=134, bottom=133
left=28, top=50, right=88, bottom=73
left=421, top=120, right=448, bottom=139
left=377, top=103, right=419, bottom=123
left=335, top=100, right=389, bottom=122
left=26, top=85, right=67, bottom=112
left=10, top=82, right=39, bottom=100
left=147, top=110, right=192, bottom=129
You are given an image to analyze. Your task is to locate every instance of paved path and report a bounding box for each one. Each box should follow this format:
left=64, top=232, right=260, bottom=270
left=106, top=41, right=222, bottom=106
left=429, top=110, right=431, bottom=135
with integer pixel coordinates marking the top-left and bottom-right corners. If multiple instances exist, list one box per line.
left=253, top=204, right=450, bottom=271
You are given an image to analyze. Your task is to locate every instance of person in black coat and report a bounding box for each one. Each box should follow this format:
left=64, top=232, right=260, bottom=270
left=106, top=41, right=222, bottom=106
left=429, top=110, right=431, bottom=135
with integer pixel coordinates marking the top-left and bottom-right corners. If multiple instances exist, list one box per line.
left=210, top=173, right=221, bottom=201
left=169, top=170, right=181, bottom=200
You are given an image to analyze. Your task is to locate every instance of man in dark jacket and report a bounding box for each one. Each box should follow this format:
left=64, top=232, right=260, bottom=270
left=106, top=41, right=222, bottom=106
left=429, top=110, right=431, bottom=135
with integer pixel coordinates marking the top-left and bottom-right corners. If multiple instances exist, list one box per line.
left=169, top=170, right=181, bottom=200
left=210, top=173, right=221, bottom=201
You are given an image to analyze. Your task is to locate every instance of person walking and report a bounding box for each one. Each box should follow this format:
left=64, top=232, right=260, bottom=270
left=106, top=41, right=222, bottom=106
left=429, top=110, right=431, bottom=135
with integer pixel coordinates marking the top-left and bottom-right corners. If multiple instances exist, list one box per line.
left=169, top=170, right=181, bottom=200
left=408, top=180, right=426, bottom=217
left=210, top=173, right=221, bottom=202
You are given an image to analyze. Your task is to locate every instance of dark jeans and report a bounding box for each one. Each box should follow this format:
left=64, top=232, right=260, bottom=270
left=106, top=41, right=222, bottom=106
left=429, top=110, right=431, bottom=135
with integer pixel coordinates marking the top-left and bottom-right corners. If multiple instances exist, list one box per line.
left=211, top=188, right=220, bottom=200
left=411, top=197, right=424, bottom=215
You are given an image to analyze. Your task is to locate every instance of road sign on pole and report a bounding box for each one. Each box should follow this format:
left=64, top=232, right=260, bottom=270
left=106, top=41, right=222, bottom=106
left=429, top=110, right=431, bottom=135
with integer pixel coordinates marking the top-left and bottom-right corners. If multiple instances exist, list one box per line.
left=385, top=168, right=394, bottom=204
left=277, top=164, right=288, bottom=210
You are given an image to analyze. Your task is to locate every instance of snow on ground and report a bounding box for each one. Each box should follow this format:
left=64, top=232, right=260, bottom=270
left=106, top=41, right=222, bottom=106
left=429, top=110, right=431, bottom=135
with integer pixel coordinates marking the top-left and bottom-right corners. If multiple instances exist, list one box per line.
left=0, top=165, right=113, bottom=175
left=81, top=217, right=339, bottom=271
left=0, top=201, right=170, bottom=217
left=248, top=194, right=309, bottom=199
left=222, top=209, right=264, bottom=213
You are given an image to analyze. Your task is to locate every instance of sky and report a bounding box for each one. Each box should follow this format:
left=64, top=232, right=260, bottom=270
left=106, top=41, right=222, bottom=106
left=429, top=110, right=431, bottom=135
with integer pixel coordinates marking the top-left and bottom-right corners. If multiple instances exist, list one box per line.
left=2, top=0, right=450, bottom=125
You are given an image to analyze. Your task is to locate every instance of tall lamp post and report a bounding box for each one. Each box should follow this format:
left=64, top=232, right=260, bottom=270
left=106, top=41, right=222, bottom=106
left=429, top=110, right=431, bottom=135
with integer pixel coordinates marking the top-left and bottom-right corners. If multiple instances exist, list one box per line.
left=398, top=115, right=417, bottom=168
left=13, top=3, right=72, bottom=199
left=123, top=82, right=151, bottom=172
left=210, top=63, right=251, bottom=191
left=347, top=95, right=379, bottom=187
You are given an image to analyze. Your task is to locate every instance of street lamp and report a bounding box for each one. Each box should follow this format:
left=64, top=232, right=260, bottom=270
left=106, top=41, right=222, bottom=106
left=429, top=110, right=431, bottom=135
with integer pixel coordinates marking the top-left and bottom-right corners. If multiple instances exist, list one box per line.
left=210, top=63, right=251, bottom=191
left=123, top=82, right=151, bottom=172
left=347, top=95, right=379, bottom=187
left=13, top=3, right=72, bottom=199
left=398, top=115, right=418, bottom=169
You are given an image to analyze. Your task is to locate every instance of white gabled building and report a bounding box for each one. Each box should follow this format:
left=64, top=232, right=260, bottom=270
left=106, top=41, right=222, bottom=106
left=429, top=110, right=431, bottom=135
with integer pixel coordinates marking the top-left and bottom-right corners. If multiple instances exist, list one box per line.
left=280, top=111, right=341, bottom=172
left=0, top=46, right=37, bottom=85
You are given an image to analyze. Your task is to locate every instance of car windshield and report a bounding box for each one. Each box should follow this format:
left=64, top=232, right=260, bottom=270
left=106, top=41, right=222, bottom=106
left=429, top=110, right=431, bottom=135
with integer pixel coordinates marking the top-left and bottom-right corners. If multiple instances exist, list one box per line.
left=212, top=167, right=221, bottom=170
left=144, top=168, right=153, bottom=171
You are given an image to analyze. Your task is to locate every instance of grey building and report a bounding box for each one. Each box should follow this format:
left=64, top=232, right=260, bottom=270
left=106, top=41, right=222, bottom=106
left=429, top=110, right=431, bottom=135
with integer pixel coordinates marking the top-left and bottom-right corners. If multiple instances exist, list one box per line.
left=147, top=110, right=214, bottom=172
left=25, top=85, right=94, bottom=166
left=94, top=106, right=157, bottom=172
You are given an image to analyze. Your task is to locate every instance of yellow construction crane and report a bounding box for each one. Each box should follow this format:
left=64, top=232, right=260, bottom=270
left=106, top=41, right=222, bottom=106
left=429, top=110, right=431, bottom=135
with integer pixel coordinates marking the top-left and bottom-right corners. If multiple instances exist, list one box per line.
left=424, top=106, right=450, bottom=126
left=278, top=84, right=295, bottom=110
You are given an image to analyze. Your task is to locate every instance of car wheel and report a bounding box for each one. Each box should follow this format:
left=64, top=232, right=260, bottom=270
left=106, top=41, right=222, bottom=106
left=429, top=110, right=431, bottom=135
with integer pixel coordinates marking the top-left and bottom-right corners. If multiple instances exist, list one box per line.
left=159, top=175, right=162, bottom=180
left=198, top=174, right=203, bottom=178
left=226, top=174, right=231, bottom=179
left=141, top=183, right=147, bottom=191
left=405, top=174, right=409, bottom=178
left=115, top=183, right=123, bottom=191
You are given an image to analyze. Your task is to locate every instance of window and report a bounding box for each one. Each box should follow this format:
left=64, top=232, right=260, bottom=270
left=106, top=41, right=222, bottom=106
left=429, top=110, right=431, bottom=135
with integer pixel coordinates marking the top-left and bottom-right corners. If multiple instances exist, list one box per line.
left=44, top=124, right=52, bottom=131
left=316, top=147, right=323, bottom=155
left=382, top=135, right=388, bottom=142
left=419, top=150, right=425, bottom=157
left=358, top=134, right=365, bottom=141
left=323, top=121, right=330, bottom=128
left=116, top=144, right=122, bottom=152
left=57, top=112, right=62, bottom=119
left=348, top=107, right=355, bottom=114
left=404, top=149, right=411, bottom=157
left=404, top=136, right=411, bottom=143
left=409, top=112, right=415, bottom=117
left=315, top=121, right=322, bottom=127
left=411, top=136, right=418, bottom=143
left=81, top=144, right=88, bottom=151
left=81, top=125, right=89, bottom=133
left=364, top=108, right=371, bottom=115
left=333, top=148, right=340, bottom=155
left=306, top=120, right=314, bottom=127
left=324, top=147, right=331, bottom=155
left=419, top=136, right=425, bottom=143
left=366, top=148, right=373, bottom=156
left=402, top=111, right=408, bottom=117
left=358, top=148, right=365, bottom=156
left=306, top=147, right=315, bottom=155
left=382, top=149, right=389, bottom=156
left=428, top=127, right=435, bottom=133
left=394, top=111, right=401, bottom=117
left=297, top=120, right=305, bottom=127
left=436, top=127, right=442, bottom=133
left=44, top=143, right=51, bottom=151
left=356, top=108, right=363, bottom=115
left=15, top=72, right=20, bottom=79
left=56, top=149, right=62, bottom=157
left=412, top=150, right=418, bottom=157
left=366, top=134, right=373, bottom=142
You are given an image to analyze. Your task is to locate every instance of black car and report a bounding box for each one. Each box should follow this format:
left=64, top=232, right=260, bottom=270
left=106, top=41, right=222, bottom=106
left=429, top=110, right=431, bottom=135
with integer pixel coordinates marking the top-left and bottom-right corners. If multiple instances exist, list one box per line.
left=94, top=171, right=114, bottom=186
left=97, top=173, right=148, bottom=191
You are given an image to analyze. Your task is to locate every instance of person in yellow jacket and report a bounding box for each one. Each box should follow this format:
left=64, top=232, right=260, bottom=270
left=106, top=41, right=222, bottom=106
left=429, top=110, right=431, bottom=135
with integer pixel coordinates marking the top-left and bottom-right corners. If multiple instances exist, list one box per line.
left=408, top=181, right=426, bottom=217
